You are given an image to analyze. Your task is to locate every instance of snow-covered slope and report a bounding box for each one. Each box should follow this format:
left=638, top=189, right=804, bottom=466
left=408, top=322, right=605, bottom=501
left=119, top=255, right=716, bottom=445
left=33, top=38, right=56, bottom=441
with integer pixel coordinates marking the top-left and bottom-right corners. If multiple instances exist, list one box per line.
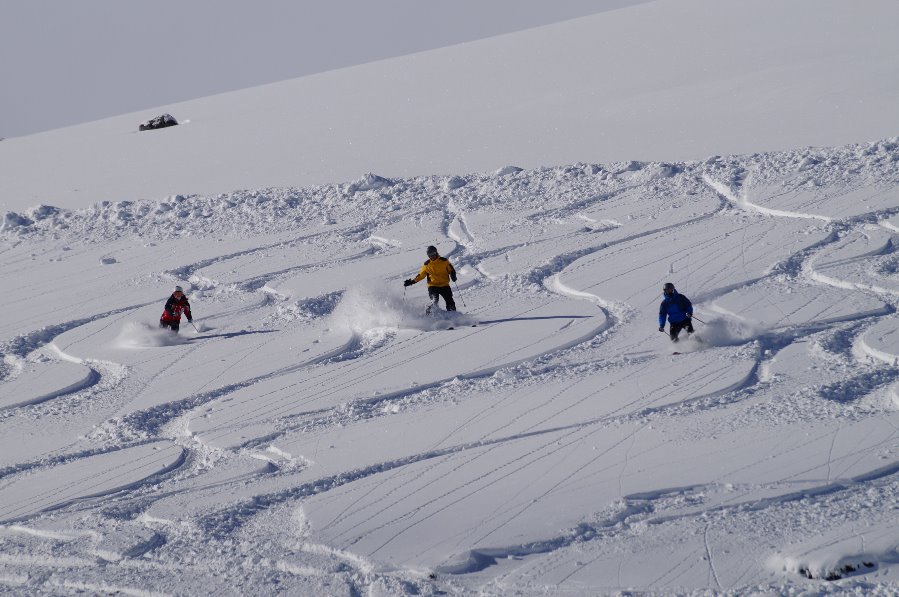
left=3, top=0, right=899, bottom=593
left=2, top=137, right=899, bottom=594
left=3, top=0, right=899, bottom=212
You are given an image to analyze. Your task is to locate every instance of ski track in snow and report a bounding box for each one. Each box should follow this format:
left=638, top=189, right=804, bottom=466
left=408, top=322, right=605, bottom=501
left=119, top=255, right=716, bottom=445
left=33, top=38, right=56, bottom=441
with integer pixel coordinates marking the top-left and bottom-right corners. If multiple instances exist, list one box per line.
left=2, top=139, right=899, bottom=594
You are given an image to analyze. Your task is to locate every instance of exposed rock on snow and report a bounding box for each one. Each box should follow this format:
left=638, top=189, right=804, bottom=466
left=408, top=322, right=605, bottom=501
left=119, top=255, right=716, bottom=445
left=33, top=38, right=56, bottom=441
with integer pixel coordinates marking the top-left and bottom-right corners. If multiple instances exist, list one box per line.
left=138, top=113, right=178, bottom=131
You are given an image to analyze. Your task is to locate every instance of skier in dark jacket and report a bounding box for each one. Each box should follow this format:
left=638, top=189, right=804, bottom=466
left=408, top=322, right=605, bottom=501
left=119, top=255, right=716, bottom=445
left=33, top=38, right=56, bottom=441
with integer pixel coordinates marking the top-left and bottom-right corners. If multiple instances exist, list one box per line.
left=159, top=286, right=192, bottom=333
left=404, top=245, right=457, bottom=313
left=658, top=282, right=693, bottom=342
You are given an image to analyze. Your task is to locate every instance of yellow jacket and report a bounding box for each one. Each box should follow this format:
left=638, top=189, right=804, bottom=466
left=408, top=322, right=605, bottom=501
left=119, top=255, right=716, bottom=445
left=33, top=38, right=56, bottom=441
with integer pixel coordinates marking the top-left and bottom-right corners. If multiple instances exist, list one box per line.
left=412, top=256, right=456, bottom=287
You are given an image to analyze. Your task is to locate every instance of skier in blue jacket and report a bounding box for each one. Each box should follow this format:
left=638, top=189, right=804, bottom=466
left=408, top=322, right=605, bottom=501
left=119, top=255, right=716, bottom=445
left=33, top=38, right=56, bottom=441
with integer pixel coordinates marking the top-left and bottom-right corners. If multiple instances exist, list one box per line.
left=658, top=282, right=694, bottom=342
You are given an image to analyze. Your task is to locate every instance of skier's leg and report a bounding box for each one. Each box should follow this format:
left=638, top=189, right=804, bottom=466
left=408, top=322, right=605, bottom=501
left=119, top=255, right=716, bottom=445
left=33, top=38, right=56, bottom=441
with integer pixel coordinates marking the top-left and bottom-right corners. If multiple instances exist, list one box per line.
left=669, top=321, right=683, bottom=342
left=427, top=287, right=440, bottom=314
left=440, top=286, right=456, bottom=311
left=686, top=320, right=695, bottom=334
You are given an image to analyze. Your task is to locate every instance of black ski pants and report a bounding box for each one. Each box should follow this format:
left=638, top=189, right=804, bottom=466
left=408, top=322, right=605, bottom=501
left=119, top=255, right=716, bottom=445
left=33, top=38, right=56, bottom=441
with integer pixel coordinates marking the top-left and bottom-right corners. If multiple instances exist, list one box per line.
left=668, top=319, right=694, bottom=342
left=159, top=320, right=180, bottom=333
left=428, top=285, right=456, bottom=311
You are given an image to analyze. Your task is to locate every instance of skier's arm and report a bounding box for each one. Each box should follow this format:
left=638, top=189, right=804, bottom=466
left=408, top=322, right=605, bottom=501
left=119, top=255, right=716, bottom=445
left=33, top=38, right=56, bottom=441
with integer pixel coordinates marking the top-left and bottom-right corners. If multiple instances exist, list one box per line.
left=411, top=263, right=429, bottom=284
left=448, top=262, right=457, bottom=282
left=658, top=301, right=667, bottom=328
left=165, top=296, right=177, bottom=316
left=681, top=295, right=693, bottom=317
left=184, top=300, right=192, bottom=321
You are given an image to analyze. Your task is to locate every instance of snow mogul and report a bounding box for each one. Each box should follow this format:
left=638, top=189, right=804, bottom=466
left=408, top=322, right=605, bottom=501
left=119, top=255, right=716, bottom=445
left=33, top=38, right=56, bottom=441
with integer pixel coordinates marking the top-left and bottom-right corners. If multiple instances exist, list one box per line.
left=404, top=245, right=458, bottom=313
left=658, top=282, right=694, bottom=342
left=159, top=285, right=193, bottom=333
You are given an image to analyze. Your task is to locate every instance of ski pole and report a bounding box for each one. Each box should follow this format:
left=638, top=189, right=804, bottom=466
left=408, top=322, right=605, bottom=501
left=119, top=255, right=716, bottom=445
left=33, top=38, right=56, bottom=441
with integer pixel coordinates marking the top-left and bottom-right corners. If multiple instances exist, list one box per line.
left=190, top=321, right=200, bottom=333
left=453, top=280, right=467, bottom=308
left=690, top=315, right=706, bottom=325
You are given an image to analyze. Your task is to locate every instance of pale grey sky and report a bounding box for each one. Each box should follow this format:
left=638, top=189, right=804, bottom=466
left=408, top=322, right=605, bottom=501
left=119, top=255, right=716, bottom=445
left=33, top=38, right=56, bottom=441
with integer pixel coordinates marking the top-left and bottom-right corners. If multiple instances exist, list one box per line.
left=0, top=1, right=643, bottom=138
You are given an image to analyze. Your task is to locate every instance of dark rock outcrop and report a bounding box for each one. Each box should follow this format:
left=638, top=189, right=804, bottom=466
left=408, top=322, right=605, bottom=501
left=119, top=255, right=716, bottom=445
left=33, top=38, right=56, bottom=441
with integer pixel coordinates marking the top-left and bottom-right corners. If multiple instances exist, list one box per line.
left=139, top=114, right=178, bottom=131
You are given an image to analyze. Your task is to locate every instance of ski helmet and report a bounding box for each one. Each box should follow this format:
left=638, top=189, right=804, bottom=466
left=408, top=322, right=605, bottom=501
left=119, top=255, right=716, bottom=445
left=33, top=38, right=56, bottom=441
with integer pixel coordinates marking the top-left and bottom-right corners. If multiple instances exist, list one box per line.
left=663, top=282, right=675, bottom=294
left=174, top=285, right=184, bottom=293
left=426, top=245, right=438, bottom=257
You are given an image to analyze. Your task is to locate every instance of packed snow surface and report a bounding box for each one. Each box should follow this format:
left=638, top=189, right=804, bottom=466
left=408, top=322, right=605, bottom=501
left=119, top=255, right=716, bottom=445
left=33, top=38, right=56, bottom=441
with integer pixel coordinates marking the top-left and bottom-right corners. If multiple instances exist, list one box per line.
left=3, top=0, right=899, bottom=212
left=2, top=138, right=899, bottom=595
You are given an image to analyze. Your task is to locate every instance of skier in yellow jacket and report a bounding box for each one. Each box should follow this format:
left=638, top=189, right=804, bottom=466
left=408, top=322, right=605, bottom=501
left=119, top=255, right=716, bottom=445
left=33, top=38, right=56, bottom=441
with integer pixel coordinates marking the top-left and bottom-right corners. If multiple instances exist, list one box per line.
left=404, top=245, right=457, bottom=312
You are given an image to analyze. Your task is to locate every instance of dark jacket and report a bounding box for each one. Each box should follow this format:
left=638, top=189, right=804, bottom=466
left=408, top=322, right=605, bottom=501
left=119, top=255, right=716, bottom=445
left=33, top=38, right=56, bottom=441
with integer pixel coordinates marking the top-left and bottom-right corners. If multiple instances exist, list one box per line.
left=659, top=292, right=692, bottom=327
left=160, top=294, right=192, bottom=324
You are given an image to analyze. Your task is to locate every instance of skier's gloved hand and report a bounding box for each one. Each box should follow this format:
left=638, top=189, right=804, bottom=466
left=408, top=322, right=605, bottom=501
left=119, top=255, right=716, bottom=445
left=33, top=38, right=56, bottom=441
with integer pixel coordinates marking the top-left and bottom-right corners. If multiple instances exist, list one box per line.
left=187, top=316, right=193, bottom=322
left=659, top=326, right=665, bottom=332
left=450, top=272, right=457, bottom=282
left=403, top=279, right=414, bottom=287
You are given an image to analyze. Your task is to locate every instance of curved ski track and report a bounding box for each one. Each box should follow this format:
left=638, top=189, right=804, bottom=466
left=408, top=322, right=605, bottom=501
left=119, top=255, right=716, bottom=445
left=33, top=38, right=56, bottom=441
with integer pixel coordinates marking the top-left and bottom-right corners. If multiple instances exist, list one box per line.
left=3, top=148, right=899, bottom=594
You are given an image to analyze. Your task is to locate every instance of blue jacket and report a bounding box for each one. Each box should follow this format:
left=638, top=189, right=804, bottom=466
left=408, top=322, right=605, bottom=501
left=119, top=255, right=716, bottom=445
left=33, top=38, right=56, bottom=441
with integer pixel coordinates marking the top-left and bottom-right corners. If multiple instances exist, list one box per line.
left=659, top=292, right=693, bottom=327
